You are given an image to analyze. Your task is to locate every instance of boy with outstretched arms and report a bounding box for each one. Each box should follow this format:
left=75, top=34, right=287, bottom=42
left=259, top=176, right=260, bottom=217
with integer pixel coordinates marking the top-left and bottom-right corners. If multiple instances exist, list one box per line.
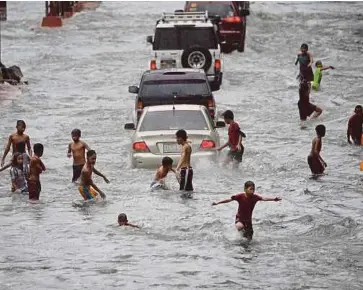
left=78, top=150, right=109, bottom=200
left=175, top=130, right=193, bottom=191
left=67, top=129, right=91, bottom=182
left=212, top=181, right=281, bottom=240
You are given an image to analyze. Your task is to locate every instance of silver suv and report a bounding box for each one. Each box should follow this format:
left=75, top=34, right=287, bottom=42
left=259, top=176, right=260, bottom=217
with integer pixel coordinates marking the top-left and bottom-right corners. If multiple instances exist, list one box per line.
left=146, top=11, right=223, bottom=91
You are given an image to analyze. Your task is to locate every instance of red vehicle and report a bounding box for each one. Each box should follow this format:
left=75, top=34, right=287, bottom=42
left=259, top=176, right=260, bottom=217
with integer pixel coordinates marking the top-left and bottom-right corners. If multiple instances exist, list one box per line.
left=184, top=1, right=250, bottom=53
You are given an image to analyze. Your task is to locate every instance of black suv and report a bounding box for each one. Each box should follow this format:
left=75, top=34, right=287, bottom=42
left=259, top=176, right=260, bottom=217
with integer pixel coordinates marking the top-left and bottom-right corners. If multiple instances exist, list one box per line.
left=129, top=68, right=217, bottom=123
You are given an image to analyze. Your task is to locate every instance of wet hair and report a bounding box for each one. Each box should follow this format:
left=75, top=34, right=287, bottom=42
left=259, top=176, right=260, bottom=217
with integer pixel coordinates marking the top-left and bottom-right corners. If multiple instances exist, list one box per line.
left=71, top=129, right=81, bottom=136
left=355, top=105, right=362, bottom=112
left=162, top=156, right=173, bottom=166
left=176, top=129, right=187, bottom=141
left=118, top=213, right=128, bottom=222
left=222, top=110, right=234, bottom=120
left=315, top=60, right=322, bottom=67
left=244, top=181, right=255, bottom=189
left=16, top=120, right=26, bottom=128
left=315, top=124, right=326, bottom=137
left=11, top=152, right=23, bottom=167
left=87, top=150, right=96, bottom=157
left=301, top=43, right=308, bottom=50
left=33, top=143, right=44, bottom=155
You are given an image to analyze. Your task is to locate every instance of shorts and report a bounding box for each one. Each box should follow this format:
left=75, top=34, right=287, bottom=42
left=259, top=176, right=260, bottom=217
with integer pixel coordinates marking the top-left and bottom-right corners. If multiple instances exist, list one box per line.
left=228, top=147, right=244, bottom=163
left=78, top=185, right=98, bottom=200
left=28, top=180, right=41, bottom=200
left=235, top=217, right=253, bottom=239
left=179, top=167, right=193, bottom=191
left=72, top=164, right=84, bottom=182
left=307, top=155, right=325, bottom=175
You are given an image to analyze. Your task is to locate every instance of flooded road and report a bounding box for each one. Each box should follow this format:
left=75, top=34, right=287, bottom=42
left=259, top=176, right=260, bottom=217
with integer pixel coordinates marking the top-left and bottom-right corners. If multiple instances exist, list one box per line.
left=1, top=2, right=363, bottom=289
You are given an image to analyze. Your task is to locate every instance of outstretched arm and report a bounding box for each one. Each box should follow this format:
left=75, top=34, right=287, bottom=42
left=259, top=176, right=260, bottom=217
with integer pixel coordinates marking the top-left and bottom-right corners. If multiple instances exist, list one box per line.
left=126, top=223, right=140, bottom=229
left=261, top=196, right=281, bottom=202
left=321, top=66, right=334, bottom=71
left=212, top=198, right=233, bottom=206
left=0, top=161, right=11, bottom=172
left=93, top=167, right=110, bottom=183
left=217, top=141, right=229, bottom=151
left=83, top=141, right=91, bottom=151
left=1, top=135, right=12, bottom=167
left=67, top=143, right=72, bottom=158
left=308, top=52, right=313, bottom=67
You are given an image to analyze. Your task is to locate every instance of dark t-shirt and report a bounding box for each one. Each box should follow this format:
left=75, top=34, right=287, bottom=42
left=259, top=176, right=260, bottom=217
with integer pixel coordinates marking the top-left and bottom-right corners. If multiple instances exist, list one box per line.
left=231, top=193, right=262, bottom=222
left=228, top=121, right=241, bottom=151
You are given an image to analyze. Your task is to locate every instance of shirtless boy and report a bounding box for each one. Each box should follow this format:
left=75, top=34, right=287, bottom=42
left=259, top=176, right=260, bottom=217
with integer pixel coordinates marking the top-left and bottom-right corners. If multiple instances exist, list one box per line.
left=67, top=129, right=91, bottom=182
left=347, top=105, right=363, bottom=145
left=175, top=130, right=193, bottom=191
left=118, top=213, right=140, bottom=228
left=28, top=143, right=46, bottom=201
left=78, top=150, right=109, bottom=200
left=150, top=156, right=177, bottom=190
left=308, top=124, right=327, bottom=175
left=212, top=181, right=281, bottom=240
left=1, top=120, right=32, bottom=171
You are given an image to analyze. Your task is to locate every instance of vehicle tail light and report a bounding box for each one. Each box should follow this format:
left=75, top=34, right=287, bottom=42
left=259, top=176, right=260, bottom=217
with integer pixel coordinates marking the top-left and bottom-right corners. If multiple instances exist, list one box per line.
left=208, top=99, right=215, bottom=118
left=200, top=140, right=216, bottom=149
left=133, top=141, right=149, bottom=152
left=137, top=100, right=143, bottom=110
left=208, top=99, right=215, bottom=108
left=150, top=60, right=157, bottom=70
left=223, top=16, right=242, bottom=23
left=214, top=59, right=221, bottom=72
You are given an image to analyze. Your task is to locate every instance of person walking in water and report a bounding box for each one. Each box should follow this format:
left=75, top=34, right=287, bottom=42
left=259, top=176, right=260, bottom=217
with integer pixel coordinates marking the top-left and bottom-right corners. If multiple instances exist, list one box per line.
left=67, top=129, right=91, bottom=183
left=28, top=143, right=46, bottom=201
left=0, top=120, right=32, bottom=172
left=298, top=77, right=322, bottom=128
left=295, top=43, right=314, bottom=92
left=347, top=105, right=363, bottom=145
left=175, top=129, right=193, bottom=192
left=312, top=60, right=335, bottom=91
left=212, top=181, right=281, bottom=240
left=308, top=125, right=327, bottom=175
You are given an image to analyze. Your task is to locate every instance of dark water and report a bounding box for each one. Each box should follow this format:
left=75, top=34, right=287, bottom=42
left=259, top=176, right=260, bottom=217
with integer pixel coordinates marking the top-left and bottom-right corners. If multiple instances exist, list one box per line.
left=0, top=2, right=363, bottom=289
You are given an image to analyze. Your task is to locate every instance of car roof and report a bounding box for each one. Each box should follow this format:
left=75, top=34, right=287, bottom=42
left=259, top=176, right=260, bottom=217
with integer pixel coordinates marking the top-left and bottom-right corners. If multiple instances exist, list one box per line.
left=143, top=69, right=207, bottom=81
left=144, top=104, right=206, bottom=112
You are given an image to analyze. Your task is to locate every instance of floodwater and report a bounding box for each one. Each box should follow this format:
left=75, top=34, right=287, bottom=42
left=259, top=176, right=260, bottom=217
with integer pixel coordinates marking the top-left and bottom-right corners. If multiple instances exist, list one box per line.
left=1, top=2, right=363, bottom=289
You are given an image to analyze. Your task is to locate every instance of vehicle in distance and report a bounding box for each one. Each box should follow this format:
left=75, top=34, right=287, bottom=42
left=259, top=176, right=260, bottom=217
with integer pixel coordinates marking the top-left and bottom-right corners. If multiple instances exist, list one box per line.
left=124, top=104, right=226, bottom=169
left=146, top=11, right=223, bottom=91
left=184, top=1, right=250, bottom=53
left=128, top=68, right=217, bottom=123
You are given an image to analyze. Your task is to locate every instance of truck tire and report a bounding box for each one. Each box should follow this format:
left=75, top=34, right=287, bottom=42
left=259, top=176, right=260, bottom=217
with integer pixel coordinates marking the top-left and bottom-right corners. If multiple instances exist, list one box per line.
left=181, top=46, right=212, bottom=72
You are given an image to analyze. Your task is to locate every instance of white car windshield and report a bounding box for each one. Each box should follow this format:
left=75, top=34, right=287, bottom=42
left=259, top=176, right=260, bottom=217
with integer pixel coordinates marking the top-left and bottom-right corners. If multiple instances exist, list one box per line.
left=139, top=110, right=209, bottom=131
left=153, top=27, right=218, bottom=50
left=140, top=79, right=209, bottom=97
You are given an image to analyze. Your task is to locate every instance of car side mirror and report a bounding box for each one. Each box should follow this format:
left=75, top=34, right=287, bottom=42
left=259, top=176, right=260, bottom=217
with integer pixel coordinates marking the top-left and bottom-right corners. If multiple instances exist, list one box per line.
left=146, top=35, right=153, bottom=44
left=124, top=123, right=135, bottom=130
left=215, top=121, right=226, bottom=128
left=128, top=86, right=139, bottom=94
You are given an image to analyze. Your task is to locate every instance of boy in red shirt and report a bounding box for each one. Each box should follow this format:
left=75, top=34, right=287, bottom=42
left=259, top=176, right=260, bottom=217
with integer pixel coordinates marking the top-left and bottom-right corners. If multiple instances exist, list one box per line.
left=217, top=110, right=245, bottom=169
left=212, top=181, right=281, bottom=240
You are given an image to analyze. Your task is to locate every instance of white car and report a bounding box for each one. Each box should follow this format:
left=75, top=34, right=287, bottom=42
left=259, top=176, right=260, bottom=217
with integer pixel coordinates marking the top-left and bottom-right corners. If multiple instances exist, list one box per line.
left=146, top=11, right=223, bottom=91
left=124, top=104, right=226, bottom=168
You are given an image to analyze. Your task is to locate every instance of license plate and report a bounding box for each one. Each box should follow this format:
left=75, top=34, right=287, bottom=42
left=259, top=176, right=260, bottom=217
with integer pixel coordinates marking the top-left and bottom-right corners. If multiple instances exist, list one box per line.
left=163, top=143, right=180, bottom=153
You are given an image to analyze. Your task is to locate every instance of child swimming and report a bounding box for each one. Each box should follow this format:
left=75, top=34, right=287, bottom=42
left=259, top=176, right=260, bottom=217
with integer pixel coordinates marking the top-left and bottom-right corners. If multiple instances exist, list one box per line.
left=118, top=213, right=140, bottom=228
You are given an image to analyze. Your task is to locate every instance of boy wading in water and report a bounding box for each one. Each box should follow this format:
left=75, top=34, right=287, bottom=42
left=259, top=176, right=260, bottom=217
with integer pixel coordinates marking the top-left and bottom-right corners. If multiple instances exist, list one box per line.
left=1, top=120, right=32, bottom=172
left=78, top=150, right=109, bottom=200
left=312, top=60, right=335, bottom=91
left=217, top=110, right=244, bottom=169
left=298, top=78, right=322, bottom=128
left=150, top=156, right=178, bottom=190
left=28, top=143, right=46, bottom=201
left=347, top=105, right=363, bottom=145
left=175, top=130, right=193, bottom=191
left=67, top=129, right=91, bottom=183
left=308, top=125, right=327, bottom=175
left=212, top=181, right=281, bottom=240
left=295, top=43, right=314, bottom=93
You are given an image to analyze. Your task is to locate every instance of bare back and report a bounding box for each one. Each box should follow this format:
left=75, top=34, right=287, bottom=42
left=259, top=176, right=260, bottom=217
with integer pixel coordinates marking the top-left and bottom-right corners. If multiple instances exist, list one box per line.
left=309, top=137, right=322, bottom=156
left=28, top=156, right=45, bottom=181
